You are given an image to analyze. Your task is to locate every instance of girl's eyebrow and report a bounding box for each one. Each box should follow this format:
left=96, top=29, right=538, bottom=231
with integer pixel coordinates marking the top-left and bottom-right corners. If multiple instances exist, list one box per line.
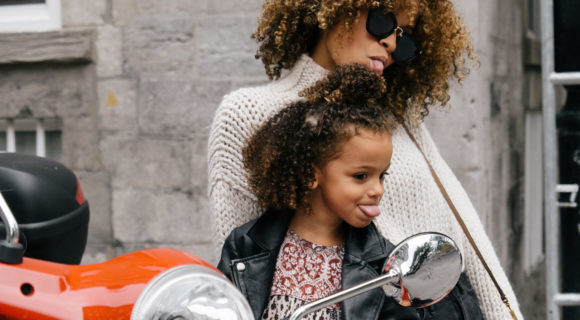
left=352, top=163, right=391, bottom=171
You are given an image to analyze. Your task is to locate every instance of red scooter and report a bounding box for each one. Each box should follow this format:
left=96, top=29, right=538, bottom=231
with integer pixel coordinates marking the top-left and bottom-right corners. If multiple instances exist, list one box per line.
left=0, top=153, right=462, bottom=320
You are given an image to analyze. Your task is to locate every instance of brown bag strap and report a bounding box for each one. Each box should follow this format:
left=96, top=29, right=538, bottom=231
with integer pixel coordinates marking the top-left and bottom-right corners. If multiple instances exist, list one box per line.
left=402, top=123, right=518, bottom=320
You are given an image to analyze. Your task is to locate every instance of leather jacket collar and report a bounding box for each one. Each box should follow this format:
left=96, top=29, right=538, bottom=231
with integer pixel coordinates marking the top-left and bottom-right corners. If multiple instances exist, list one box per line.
left=230, top=208, right=395, bottom=319
left=247, top=208, right=392, bottom=262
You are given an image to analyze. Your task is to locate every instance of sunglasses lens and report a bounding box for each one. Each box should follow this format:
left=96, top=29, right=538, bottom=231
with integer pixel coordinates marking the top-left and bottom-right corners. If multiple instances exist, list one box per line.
left=367, top=9, right=396, bottom=39
left=393, top=34, right=420, bottom=64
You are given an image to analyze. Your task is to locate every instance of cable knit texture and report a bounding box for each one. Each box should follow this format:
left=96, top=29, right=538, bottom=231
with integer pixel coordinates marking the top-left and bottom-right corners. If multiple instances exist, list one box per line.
left=208, top=54, right=524, bottom=320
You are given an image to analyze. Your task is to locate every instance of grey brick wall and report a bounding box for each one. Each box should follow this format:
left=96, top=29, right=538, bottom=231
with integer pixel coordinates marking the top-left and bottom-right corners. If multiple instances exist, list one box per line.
left=77, top=0, right=268, bottom=265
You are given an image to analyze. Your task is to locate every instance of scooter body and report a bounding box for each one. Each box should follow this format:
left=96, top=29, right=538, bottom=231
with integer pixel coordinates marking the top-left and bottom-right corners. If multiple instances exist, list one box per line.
left=0, top=248, right=216, bottom=319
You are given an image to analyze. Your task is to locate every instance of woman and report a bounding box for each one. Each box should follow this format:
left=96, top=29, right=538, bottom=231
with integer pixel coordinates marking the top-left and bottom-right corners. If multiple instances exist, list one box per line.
left=207, top=0, right=523, bottom=318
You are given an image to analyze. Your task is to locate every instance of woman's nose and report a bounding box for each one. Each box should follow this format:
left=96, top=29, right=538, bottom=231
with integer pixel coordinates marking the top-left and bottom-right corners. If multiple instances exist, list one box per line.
left=379, top=34, right=397, bottom=54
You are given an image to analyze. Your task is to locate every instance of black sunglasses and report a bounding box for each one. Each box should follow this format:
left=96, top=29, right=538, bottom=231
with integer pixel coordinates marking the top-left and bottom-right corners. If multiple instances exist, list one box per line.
left=366, top=8, right=421, bottom=64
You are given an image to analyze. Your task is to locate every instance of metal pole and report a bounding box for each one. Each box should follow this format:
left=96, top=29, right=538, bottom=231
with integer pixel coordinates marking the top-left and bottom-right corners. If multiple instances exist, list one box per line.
left=550, top=72, right=580, bottom=85
left=540, top=0, right=560, bottom=318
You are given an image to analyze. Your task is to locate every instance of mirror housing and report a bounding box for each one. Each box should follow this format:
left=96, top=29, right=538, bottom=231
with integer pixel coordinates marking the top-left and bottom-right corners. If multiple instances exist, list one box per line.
left=382, top=232, right=463, bottom=308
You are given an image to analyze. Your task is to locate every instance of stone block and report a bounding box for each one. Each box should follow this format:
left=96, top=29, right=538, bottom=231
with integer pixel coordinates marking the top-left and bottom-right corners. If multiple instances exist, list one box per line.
left=207, top=0, right=262, bottom=14
left=77, top=171, right=113, bottom=244
left=112, top=0, right=139, bottom=26
left=112, top=190, right=212, bottom=244
left=0, top=30, right=94, bottom=64
left=61, top=117, right=102, bottom=171
left=61, top=0, right=107, bottom=27
left=123, top=16, right=195, bottom=73
left=96, top=26, right=123, bottom=78
left=138, top=75, right=233, bottom=137
left=97, top=78, right=138, bottom=136
left=100, top=137, right=190, bottom=191
left=113, top=0, right=207, bottom=26
left=190, top=134, right=208, bottom=191
left=138, top=0, right=208, bottom=15
left=195, top=15, right=263, bottom=78
left=0, top=65, right=95, bottom=119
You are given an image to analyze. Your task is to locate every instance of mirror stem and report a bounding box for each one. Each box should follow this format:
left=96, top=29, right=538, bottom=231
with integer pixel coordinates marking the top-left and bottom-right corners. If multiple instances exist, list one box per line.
left=0, top=192, right=24, bottom=264
left=0, top=192, right=19, bottom=246
left=287, top=268, right=400, bottom=320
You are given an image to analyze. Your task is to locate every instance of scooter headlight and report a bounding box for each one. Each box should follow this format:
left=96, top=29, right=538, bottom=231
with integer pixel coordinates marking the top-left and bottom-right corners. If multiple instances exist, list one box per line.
left=131, top=264, right=253, bottom=320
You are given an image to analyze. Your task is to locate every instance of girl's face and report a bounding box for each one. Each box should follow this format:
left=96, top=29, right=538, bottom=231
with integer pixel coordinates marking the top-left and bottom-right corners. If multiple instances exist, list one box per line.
left=310, top=128, right=393, bottom=228
left=312, top=9, right=413, bottom=74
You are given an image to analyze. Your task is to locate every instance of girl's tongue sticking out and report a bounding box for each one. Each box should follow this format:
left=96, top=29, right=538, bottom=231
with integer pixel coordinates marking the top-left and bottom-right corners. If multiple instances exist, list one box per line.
left=359, top=205, right=381, bottom=218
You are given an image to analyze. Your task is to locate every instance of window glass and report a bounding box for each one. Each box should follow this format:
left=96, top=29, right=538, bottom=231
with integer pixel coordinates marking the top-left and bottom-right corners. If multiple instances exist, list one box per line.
left=0, top=0, right=60, bottom=32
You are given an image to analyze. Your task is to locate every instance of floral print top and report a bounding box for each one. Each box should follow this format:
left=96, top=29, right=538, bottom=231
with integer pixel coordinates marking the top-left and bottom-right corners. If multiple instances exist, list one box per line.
left=261, top=229, right=345, bottom=320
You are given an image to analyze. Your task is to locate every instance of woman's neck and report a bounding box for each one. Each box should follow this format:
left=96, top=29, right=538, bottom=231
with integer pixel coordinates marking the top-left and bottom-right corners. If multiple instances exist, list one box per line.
left=310, top=31, right=336, bottom=71
left=289, top=208, right=345, bottom=246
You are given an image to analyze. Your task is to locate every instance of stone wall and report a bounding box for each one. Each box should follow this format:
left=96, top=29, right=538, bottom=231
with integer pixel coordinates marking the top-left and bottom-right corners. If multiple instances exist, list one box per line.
left=75, top=0, right=269, bottom=263
left=0, top=0, right=543, bottom=318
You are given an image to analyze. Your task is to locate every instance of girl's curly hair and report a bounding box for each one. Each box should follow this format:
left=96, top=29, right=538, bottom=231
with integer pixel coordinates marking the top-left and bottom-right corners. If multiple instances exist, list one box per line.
left=243, top=64, right=397, bottom=211
left=253, top=0, right=476, bottom=121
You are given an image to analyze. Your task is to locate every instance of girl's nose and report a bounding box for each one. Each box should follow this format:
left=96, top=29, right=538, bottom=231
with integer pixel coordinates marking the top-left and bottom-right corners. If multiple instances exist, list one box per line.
left=368, top=179, right=384, bottom=199
left=379, top=34, right=397, bottom=54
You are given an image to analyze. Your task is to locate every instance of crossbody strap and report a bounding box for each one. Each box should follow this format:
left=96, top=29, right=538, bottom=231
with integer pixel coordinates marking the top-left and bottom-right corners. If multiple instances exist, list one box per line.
left=402, top=123, right=518, bottom=320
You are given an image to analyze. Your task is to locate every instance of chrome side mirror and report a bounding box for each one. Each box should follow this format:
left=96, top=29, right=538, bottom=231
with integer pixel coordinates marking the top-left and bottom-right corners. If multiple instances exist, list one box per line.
left=382, top=232, right=462, bottom=308
left=287, top=232, right=462, bottom=320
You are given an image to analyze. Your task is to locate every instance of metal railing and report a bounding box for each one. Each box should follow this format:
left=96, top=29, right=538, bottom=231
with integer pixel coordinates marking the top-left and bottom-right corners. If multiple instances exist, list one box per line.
left=541, top=0, right=580, bottom=318
left=1, top=118, right=53, bottom=157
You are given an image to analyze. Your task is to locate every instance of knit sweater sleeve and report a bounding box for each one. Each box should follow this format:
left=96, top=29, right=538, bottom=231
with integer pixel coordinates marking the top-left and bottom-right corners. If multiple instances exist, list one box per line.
left=207, top=55, right=328, bottom=255
left=208, top=89, right=268, bottom=253
left=413, top=124, right=524, bottom=320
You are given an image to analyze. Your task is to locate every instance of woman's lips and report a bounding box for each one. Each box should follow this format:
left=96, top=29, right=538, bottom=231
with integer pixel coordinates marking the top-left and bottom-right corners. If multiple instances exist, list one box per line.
left=359, top=204, right=381, bottom=218
left=369, top=58, right=385, bottom=73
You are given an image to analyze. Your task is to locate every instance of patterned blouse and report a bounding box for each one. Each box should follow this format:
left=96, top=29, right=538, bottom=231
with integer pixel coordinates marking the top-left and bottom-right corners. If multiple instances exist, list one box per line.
left=261, top=229, right=345, bottom=320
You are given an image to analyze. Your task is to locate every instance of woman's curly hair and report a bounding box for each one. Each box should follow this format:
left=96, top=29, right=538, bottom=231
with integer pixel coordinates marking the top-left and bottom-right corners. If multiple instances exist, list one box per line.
left=243, top=64, right=397, bottom=211
left=253, top=0, right=476, bottom=121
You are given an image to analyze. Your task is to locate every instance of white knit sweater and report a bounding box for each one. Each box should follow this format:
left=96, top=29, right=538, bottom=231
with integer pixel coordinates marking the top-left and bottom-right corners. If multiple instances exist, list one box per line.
left=207, top=54, right=524, bottom=319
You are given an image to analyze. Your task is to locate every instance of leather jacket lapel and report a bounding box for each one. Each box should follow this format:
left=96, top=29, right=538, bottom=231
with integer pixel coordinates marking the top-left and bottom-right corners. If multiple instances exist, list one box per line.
left=231, top=209, right=293, bottom=319
left=342, top=224, right=393, bottom=320
left=232, top=252, right=276, bottom=319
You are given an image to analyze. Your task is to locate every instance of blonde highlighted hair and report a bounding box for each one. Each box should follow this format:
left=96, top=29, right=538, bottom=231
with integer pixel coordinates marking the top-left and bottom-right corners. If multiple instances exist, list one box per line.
left=253, top=0, right=476, bottom=121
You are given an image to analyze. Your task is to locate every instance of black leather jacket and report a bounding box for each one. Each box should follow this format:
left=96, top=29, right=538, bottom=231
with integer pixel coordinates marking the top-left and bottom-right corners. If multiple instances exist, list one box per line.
left=217, top=208, right=483, bottom=320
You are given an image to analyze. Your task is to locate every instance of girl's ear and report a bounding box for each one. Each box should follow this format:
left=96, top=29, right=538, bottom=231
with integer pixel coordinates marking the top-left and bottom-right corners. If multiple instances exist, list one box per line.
left=309, top=179, right=319, bottom=190
left=310, top=166, right=321, bottom=189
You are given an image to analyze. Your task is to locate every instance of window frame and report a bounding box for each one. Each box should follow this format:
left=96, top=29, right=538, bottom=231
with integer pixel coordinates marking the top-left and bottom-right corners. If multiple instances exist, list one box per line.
left=0, top=0, right=61, bottom=33
left=0, top=118, right=62, bottom=159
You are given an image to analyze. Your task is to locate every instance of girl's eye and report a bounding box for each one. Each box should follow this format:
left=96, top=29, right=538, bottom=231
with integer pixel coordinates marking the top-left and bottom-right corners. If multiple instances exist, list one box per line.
left=353, top=173, right=368, bottom=180
left=379, top=171, right=390, bottom=180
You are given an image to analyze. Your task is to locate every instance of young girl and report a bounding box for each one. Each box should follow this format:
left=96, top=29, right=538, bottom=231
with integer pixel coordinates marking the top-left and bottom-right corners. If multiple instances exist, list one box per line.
left=217, top=65, right=483, bottom=320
